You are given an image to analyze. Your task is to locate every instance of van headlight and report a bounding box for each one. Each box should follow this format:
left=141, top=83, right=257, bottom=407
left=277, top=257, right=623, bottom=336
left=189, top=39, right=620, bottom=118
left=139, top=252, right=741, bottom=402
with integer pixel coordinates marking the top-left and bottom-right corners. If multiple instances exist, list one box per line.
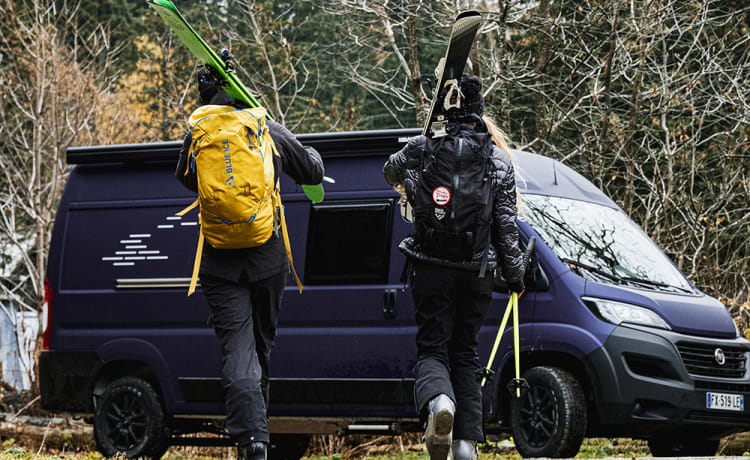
left=583, top=297, right=671, bottom=330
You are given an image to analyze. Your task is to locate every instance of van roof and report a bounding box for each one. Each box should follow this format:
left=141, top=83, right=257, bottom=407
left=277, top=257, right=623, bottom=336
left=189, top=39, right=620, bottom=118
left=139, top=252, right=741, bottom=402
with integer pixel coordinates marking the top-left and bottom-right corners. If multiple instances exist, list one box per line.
left=510, top=149, right=619, bottom=209
left=66, top=128, right=618, bottom=209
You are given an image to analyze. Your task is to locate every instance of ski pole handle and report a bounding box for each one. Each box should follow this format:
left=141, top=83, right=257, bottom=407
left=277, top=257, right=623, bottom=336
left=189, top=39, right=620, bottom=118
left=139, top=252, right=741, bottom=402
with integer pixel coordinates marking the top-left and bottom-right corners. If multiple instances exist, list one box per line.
left=522, top=236, right=536, bottom=271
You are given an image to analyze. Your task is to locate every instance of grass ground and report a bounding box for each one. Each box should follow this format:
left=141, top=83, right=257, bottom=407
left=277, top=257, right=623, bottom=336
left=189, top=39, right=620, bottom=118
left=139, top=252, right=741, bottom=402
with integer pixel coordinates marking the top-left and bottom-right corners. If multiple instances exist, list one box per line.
left=0, top=437, right=653, bottom=459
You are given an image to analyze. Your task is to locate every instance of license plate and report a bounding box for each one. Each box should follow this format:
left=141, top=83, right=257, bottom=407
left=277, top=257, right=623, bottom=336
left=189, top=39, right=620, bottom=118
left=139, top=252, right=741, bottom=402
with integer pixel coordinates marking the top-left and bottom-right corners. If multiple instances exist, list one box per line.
left=706, top=392, right=744, bottom=411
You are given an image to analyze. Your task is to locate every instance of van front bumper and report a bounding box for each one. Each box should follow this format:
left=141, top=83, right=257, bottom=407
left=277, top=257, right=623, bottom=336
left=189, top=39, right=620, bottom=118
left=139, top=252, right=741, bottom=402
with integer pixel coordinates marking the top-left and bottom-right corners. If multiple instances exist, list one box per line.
left=586, top=324, right=750, bottom=437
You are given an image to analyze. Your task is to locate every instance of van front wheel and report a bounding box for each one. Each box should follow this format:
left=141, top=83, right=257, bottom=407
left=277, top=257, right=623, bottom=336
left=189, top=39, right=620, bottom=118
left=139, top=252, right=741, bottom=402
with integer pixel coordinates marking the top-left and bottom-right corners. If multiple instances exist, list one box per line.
left=93, top=377, right=170, bottom=459
left=509, top=366, right=586, bottom=458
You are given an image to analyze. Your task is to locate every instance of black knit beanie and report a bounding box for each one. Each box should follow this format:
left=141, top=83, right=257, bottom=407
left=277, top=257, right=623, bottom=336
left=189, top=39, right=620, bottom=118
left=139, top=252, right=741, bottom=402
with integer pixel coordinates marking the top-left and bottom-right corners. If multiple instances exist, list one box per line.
left=446, top=73, right=484, bottom=123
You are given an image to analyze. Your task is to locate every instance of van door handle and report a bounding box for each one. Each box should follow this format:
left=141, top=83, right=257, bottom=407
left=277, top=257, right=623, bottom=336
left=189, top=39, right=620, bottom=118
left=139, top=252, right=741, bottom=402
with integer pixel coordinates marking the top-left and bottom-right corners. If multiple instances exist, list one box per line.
left=383, top=289, right=397, bottom=320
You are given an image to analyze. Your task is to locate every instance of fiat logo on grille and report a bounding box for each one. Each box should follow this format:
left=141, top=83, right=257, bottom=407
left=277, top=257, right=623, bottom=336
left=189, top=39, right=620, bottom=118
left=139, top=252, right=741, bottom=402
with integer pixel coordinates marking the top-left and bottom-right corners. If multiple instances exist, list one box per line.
left=715, top=348, right=726, bottom=366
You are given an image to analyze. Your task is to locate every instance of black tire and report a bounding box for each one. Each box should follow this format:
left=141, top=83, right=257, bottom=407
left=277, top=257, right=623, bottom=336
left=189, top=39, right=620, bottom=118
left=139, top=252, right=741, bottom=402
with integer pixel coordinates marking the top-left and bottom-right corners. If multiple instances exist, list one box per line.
left=93, top=376, right=171, bottom=459
left=269, top=434, right=311, bottom=460
left=509, top=366, right=586, bottom=458
left=648, top=435, right=719, bottom=456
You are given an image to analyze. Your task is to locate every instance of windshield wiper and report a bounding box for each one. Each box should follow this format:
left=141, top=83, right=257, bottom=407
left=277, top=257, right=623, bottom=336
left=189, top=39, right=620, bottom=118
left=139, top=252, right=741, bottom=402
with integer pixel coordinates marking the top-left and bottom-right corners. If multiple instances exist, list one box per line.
left=619, top=276, right=693, bottom=294
left=560, top=258, right=622, bottom=283
left=562, top=257, right=693, bottom=293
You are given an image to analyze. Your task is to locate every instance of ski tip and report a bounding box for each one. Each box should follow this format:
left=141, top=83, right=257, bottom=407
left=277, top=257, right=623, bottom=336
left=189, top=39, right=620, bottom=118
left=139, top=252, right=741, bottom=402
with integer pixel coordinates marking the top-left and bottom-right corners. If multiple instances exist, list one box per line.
left=302, top=184, right=325, bottom=203
left=148, top=0, right=177, bottom=12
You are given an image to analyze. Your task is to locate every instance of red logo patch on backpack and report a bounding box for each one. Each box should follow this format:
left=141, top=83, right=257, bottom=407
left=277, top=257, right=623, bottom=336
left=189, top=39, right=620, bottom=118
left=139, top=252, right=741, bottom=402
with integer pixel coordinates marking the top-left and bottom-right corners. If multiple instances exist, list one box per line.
left=432, top=186, right=451, bottom=206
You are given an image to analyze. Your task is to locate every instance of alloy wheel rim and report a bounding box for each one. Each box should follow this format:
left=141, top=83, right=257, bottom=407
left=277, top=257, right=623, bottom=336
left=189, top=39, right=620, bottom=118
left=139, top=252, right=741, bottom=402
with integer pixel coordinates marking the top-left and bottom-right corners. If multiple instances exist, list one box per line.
left=104, top=392, right=148, bottom=451
left=518, top=384, right=558, bottom=448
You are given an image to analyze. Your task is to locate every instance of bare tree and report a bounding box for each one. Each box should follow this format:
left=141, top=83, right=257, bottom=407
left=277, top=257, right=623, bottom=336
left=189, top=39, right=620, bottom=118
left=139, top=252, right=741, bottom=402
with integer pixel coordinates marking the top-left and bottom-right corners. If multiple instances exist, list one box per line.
left=318, top=0, right=452, bottom=127
left=476, top=0, right=750, bottom=318
left=228, top=0, right=326, bottom=131
left=0, top=0, right=125, bottom=312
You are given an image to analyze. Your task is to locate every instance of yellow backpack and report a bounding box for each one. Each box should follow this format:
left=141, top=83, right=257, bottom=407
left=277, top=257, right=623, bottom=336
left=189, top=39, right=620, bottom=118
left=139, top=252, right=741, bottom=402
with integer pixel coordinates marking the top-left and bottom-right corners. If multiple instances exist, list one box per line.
left=177, top=105, right=302, bottom=296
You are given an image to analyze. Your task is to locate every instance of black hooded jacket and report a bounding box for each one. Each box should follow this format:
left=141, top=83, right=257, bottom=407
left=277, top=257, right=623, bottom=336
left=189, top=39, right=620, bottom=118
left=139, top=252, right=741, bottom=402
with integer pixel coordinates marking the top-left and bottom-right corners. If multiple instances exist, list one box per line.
left=176, top=91, right=324, bottom=282
left=383, top=124, right=525, bottom=284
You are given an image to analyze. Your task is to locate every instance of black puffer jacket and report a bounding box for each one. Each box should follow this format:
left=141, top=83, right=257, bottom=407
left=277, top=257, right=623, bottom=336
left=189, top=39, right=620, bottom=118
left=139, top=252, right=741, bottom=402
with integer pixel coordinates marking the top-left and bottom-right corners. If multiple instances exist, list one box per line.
left=383, top=126, right=525, bottom=284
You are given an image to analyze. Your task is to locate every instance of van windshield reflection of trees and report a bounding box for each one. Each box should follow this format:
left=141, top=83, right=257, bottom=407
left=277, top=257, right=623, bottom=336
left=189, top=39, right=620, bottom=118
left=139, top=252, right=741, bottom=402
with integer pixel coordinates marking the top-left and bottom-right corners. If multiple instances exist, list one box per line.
left=522, top=195, right=692, bottom=293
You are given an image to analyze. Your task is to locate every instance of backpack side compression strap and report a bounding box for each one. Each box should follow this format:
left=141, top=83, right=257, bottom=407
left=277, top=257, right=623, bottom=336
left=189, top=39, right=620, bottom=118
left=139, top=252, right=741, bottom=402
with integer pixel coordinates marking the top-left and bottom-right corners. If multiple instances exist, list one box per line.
left=274, top=187, right=303, bottom=293
left=175, top=200, right=204, bottom=297
left=267, top=137, right=303, bottom=293
left=186, top=227, right=204, bottom=297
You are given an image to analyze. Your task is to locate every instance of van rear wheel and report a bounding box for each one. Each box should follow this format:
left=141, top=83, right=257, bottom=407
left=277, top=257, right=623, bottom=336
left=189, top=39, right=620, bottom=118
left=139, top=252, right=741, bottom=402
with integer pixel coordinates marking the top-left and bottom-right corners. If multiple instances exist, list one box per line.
left=93, top=376, right=170, bottom=459
left=510, top=366, right=586, bottom=458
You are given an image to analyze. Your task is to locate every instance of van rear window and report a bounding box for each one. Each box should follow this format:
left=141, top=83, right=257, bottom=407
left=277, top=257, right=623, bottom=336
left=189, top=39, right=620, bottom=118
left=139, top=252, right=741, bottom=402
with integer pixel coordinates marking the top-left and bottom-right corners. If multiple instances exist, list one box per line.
left=304, top=201, right=393, bottom=285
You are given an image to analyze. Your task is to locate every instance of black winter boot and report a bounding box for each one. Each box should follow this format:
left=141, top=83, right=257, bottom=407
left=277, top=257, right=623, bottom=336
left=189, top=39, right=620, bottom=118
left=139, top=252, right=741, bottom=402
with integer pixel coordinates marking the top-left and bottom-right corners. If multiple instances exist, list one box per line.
left=451, top=439, right=478, bottom=460
left=238, top=441, right=267, bottom=460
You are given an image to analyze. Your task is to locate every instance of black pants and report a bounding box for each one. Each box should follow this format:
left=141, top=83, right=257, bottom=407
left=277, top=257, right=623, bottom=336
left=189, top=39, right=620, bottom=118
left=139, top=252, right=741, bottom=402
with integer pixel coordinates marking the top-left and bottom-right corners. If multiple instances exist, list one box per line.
left=201, top=271, right=286, bottom=446
left=411, top=262, right=494, bottom=442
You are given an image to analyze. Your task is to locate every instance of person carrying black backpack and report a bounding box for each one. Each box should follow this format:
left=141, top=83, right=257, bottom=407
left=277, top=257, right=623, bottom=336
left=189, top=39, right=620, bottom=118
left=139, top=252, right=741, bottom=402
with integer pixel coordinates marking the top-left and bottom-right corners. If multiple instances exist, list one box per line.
left=383, top=74, right=525, bottom=460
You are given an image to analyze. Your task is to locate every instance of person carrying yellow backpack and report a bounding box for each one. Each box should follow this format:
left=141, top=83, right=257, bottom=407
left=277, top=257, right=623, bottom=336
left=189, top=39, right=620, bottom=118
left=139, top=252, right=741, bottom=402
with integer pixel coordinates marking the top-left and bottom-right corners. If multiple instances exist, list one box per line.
left=175, top=67, right=324, bottom=460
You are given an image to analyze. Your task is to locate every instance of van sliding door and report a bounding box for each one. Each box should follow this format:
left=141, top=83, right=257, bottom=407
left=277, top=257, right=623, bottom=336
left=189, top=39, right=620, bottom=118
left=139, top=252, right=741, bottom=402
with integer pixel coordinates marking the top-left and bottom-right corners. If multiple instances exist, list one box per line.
left=272, top=197, right=416, bottom=417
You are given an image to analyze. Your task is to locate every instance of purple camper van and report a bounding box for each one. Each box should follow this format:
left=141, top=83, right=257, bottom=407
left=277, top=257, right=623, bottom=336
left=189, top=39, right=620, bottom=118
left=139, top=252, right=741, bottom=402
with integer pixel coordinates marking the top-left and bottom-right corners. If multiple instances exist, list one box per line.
left=41, top=129, right=750, bottom=459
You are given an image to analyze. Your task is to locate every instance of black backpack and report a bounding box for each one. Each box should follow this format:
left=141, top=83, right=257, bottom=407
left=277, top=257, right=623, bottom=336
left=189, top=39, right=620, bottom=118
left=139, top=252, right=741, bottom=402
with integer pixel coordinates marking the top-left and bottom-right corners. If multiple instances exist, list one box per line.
left=413, top=121, right=495, bottom=273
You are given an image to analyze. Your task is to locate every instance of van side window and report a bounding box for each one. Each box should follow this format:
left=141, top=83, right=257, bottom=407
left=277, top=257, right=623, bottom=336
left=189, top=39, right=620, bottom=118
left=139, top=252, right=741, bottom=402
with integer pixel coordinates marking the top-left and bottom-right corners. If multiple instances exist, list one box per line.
left=304, top=200, right=393, bottom=285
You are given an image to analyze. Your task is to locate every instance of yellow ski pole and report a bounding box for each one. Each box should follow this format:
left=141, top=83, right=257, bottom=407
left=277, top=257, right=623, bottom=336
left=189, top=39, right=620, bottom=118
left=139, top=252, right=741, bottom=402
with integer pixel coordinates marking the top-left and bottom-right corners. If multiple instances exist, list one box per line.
left=480, top=236, right=536, bottom=397
left=481, top=296, right=514, bottom=387
left=512, top=292, right=520, bottom=397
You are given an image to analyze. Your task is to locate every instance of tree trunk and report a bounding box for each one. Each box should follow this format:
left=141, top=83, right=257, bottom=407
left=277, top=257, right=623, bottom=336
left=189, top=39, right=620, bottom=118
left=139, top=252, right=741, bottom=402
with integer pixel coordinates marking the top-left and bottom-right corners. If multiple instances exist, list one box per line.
left=407, top=0, right=425, bottom=126
left=534, top=0, right=552, bottom=152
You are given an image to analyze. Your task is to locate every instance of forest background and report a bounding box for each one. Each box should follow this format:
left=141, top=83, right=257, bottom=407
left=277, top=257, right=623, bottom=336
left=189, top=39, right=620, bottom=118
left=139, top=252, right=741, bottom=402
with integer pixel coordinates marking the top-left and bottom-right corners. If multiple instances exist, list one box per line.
left=0, top=0, right=749, bottom=387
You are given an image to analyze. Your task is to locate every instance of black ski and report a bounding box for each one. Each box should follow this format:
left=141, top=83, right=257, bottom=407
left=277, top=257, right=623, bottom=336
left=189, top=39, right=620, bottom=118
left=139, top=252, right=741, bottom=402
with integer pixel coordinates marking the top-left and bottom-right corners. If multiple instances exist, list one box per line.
left=423, top=11, right=482, bottom=138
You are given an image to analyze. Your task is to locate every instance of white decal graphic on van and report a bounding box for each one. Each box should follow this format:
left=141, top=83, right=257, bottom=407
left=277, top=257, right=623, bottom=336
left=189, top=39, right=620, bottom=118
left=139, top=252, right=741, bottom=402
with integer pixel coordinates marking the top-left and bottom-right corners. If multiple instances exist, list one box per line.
left=104, top=212, right=199, bottom=268
left=103, top=231, right=170, bottom=267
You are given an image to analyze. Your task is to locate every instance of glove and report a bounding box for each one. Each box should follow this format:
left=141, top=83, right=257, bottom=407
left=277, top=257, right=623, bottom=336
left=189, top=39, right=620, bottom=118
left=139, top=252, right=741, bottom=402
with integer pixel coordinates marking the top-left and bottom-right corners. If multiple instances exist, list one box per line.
left=508, top=278, right=525, bottom=294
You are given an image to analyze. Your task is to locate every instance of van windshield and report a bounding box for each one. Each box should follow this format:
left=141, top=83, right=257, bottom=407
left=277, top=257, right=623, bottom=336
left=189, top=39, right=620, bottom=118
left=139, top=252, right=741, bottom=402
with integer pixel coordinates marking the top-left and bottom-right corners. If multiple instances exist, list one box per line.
left=521, top=194, right=693, bottom=293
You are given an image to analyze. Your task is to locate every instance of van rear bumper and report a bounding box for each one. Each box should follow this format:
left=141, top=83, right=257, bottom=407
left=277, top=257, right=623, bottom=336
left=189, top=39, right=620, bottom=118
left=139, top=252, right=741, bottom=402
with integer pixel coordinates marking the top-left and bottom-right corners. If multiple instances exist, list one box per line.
left=39, top=350, right=101, bottom=412
left=586, top=325, right=750, bottom=437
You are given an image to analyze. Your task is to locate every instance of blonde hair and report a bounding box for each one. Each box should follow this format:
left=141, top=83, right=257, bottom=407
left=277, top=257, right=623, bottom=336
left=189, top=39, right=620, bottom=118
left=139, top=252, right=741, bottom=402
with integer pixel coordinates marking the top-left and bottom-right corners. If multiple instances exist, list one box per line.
left=483, top=116, right=523, bottom=213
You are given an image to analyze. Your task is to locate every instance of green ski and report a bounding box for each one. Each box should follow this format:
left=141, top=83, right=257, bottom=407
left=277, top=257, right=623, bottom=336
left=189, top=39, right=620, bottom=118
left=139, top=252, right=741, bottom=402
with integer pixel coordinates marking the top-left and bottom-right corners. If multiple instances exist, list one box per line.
left=148, top=0, right=327, bottom=202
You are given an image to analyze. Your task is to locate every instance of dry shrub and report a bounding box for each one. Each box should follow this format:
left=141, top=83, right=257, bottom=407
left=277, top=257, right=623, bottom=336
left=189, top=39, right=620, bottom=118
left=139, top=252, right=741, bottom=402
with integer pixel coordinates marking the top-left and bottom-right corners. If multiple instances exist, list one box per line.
left=308, top=433, right=423, bottom=459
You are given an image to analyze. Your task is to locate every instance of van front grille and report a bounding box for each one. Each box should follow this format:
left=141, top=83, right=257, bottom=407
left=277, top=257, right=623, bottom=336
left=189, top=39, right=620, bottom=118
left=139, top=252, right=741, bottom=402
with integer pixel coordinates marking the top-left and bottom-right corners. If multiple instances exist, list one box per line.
left=677, top=342, right=747, bottom=379
left=695, top=380, right=750, bottom=393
